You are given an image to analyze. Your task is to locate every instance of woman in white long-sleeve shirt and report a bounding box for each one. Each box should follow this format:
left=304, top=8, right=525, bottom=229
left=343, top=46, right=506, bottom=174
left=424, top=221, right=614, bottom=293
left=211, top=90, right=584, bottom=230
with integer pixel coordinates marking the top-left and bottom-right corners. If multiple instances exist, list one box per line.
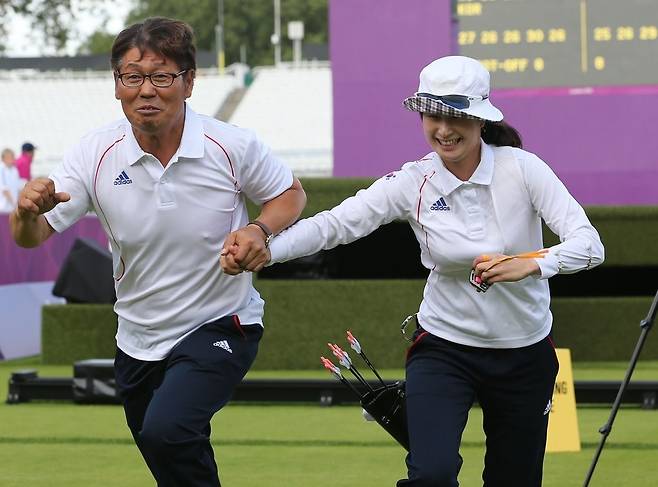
left=221, top=56, right=604, bottom=487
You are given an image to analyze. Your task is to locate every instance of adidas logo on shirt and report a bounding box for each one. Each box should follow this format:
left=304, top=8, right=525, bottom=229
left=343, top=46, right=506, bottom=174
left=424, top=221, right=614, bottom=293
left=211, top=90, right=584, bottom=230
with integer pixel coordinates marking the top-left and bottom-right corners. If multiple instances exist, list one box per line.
left=114, top=170, right=133, bottom=185
left=430, top=197, right=451, bottom=211
left=213, top=340, right=233, bottom=353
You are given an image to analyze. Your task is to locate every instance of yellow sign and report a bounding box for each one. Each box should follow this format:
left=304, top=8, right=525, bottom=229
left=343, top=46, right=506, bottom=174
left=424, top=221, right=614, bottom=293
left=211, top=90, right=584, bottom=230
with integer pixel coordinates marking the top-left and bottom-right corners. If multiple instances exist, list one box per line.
left=546, top=348, right=581, bottom=452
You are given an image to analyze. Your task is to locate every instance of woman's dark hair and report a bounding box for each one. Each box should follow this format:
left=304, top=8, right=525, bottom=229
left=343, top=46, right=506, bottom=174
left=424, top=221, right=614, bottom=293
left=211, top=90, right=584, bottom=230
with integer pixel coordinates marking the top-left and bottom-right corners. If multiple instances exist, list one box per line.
left=482, top=120, right=522, bottom=148
left=110, top=17, right=196, bottom=73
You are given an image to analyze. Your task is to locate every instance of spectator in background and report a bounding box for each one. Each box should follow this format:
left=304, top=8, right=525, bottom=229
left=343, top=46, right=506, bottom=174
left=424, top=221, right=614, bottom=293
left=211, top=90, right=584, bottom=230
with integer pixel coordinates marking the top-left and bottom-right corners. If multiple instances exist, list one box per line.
left=0, top=148, right=21, bottom=213
left=15, top=142, right=36, bottom=181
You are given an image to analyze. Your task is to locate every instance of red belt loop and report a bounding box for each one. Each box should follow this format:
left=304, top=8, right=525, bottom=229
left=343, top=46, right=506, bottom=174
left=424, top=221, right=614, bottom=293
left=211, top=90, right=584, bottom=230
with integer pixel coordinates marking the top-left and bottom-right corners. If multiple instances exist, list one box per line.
left=232, top=315, right=247, bottom=339
left=406, top=331, right=429, bottom=360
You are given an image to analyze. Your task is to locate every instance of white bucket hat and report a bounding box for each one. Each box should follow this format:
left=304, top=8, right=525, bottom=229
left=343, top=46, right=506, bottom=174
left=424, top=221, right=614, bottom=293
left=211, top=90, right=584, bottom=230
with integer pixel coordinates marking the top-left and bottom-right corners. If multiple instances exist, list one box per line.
left=403, top=56, right=504, bottom=122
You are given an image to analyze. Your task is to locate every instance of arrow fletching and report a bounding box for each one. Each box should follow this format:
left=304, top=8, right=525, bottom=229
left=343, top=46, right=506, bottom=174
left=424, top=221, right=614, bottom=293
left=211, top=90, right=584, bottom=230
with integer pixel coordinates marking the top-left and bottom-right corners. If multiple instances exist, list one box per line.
left=328, top=342, right=352, bottom=368
left=320, top=356, right=342, bottom=379
left=346, top=330, right=362, bottom=353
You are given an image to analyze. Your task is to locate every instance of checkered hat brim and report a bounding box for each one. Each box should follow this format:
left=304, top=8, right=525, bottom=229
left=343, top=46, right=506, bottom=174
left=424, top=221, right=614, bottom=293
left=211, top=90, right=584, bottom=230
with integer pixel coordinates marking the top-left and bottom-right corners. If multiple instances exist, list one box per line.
left=403, top=96, right=483, bottom=120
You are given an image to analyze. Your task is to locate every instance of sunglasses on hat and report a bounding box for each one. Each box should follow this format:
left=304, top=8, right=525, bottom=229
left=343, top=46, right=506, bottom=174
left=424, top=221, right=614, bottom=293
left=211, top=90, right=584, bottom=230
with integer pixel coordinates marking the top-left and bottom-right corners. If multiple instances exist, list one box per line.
left=416, top=92, right=488, bottom=110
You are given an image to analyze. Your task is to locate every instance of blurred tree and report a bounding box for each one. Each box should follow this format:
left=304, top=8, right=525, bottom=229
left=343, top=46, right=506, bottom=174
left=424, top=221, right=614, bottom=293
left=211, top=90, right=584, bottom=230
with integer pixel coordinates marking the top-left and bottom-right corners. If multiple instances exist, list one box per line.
left=124, top=0, right=219, bottom=53
left=80, top=0, right=327, bottom=65
left=223, top=0, right=328, bottom=66
left=78, top=30, right=116, bottom=55
left=0, top=0, right=105, bottom=54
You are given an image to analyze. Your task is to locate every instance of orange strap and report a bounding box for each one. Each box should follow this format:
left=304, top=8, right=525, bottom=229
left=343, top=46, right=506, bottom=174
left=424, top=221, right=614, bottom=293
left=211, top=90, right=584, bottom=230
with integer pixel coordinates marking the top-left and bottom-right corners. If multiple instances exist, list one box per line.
left=482, top=249, right=549, bottom=273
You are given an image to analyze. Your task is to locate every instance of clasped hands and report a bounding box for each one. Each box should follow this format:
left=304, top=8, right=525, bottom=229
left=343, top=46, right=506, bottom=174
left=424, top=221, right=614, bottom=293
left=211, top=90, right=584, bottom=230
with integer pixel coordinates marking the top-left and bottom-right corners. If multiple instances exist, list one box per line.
left=220, top=225, right=271, bottom=275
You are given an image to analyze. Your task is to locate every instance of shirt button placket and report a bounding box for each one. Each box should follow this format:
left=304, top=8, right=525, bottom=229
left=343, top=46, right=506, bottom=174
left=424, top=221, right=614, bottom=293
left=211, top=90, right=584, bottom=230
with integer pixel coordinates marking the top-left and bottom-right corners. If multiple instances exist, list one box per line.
left=463, top=186, right=484, bottom=238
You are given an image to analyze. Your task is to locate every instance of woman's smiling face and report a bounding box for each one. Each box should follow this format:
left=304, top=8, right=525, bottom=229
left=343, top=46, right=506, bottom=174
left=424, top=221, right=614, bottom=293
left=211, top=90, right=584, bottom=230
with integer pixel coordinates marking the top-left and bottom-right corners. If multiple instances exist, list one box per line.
left=422, top=113, right=484, bottom=174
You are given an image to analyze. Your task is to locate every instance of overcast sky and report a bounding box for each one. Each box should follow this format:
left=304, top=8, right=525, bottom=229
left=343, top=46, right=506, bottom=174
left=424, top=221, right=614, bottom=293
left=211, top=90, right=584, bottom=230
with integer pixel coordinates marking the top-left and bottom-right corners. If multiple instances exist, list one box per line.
left=4, top=0, right=134, bottom=57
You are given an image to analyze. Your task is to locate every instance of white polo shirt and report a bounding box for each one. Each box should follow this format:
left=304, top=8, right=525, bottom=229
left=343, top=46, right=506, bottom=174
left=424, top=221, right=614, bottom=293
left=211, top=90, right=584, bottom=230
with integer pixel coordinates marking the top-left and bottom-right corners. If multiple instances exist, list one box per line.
left=46, top=105, right=293, bottom=360
left=269, top=142, right=604, bottom=348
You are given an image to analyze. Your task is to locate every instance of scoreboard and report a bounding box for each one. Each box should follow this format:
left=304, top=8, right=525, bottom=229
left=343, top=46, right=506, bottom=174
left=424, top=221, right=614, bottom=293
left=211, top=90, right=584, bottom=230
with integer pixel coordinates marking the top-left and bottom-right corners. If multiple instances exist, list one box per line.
left=456, top=0, right=658, bottom=88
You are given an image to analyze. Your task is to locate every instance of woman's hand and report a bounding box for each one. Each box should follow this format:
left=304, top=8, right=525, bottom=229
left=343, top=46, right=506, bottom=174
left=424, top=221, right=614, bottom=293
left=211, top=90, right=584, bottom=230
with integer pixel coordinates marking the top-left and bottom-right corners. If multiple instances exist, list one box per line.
left=472, top=253, right=541, bottom=285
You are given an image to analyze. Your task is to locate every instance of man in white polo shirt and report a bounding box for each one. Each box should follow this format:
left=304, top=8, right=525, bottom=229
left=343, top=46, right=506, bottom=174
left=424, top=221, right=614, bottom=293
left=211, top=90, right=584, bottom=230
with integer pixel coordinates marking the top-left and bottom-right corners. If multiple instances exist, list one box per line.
left=10, top=17, right=306, bottom=487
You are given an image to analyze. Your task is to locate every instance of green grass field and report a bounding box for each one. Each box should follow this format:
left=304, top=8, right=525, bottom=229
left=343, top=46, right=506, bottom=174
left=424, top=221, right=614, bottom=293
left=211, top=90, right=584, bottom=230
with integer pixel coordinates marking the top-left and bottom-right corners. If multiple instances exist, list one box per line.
left=1, top=359, right=657, bottom=486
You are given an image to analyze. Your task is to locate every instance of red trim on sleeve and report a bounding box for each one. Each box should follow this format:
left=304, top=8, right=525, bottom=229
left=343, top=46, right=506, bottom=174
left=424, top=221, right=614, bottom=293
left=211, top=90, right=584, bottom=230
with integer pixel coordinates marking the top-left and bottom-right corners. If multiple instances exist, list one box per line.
left=92, top=136, right=126, bottom=281
left=204, top=133, right=240, bottom=231
left=416, top=171, right=436, bottom=269
left=204, top=134, right=236, bottom=181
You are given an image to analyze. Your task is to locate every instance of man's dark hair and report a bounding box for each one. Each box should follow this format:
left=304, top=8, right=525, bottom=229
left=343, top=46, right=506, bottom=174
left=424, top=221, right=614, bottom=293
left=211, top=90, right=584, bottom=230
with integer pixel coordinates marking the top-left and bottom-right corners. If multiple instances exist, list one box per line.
left=111, top=17, right=196, bottom=73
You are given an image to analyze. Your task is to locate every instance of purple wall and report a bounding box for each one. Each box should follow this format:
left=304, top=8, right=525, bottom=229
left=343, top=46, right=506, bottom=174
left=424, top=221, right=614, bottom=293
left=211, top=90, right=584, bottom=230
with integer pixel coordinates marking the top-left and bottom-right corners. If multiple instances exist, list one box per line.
left=330, top=0, right=453, bottom=177
left=329, top=0, right=658, bottom=205
left=496, top=86, right=658, bottom=205
left=0, top=214, right=107, bottom=285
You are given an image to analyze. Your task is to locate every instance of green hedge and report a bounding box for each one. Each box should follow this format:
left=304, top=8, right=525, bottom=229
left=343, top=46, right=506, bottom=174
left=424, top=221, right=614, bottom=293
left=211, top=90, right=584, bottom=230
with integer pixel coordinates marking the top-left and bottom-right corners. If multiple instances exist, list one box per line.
left=542, top=206, right=658, bottom=266
left=41, top=304, right=118, bottom=364
left=246, top=178, right=374, bottom=220
left=41, top=284, right=657, bottom=365
left=549, top=296, right=657, bottom=361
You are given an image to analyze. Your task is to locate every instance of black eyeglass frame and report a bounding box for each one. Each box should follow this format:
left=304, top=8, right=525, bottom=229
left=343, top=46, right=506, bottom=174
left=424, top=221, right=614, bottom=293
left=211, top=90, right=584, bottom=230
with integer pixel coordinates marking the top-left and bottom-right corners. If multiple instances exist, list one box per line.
left=416, top=92, right=488, bottom=110
left=115, top=69, right=190, bottom=88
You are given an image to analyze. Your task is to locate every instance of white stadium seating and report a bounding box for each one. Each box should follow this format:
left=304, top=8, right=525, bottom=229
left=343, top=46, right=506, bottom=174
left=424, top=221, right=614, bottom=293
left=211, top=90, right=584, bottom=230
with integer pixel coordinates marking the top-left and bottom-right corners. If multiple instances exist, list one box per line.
left=229, top=63, right=333, bottom=177
left=0, top=70, right=239, bottom=177
left=0, top=62, right=333, bottom=178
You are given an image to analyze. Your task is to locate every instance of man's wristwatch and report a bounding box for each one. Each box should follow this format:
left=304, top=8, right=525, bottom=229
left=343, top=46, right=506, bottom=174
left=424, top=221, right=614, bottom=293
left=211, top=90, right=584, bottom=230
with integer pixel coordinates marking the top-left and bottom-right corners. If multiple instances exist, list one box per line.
left=248, top=220, right=273, bottom=247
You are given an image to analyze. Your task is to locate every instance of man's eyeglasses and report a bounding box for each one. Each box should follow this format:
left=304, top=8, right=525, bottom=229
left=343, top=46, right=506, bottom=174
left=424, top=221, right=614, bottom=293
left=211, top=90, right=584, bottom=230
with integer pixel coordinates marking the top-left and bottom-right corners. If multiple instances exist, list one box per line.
left=416, top=92, right=488, bottom=110
left=115, top=70, right=189, bottom=88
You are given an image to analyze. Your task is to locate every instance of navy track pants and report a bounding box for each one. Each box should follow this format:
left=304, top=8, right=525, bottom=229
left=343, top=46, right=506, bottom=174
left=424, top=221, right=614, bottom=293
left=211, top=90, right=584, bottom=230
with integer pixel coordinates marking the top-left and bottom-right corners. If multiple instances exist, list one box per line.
left=114, top=316, right=263, bottom=487
left=397, top=331, right=559, bottom=487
